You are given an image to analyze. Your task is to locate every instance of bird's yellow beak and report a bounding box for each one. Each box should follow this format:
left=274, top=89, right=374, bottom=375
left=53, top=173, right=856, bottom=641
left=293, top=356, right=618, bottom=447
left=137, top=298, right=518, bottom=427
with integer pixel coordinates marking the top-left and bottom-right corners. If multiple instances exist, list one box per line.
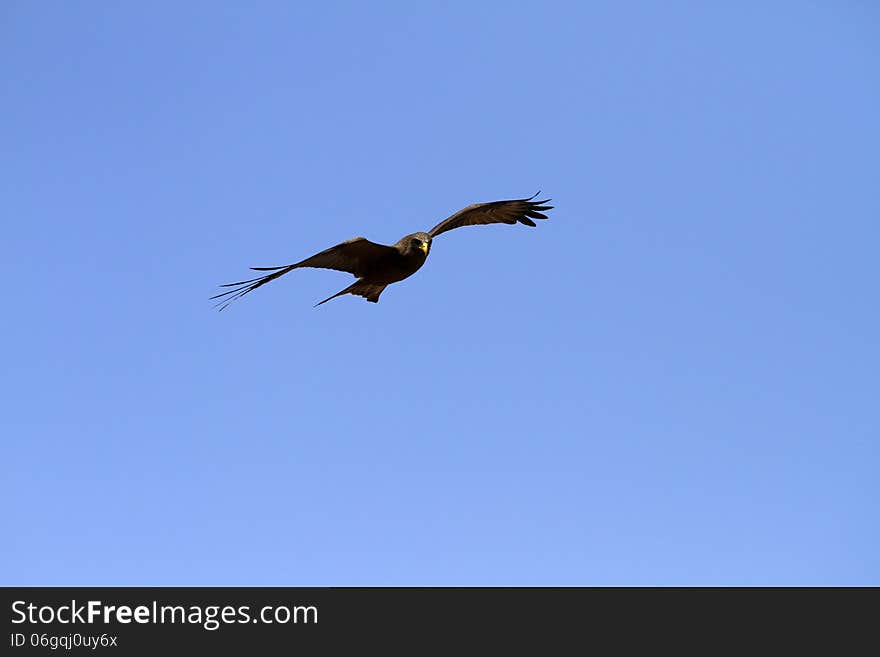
left=419, top=242, right=429, bottom=255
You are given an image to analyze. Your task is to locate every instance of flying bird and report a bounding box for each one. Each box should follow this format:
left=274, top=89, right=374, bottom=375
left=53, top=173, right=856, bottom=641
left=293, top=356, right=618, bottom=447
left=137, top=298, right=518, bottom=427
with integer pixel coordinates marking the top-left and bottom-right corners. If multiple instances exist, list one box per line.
left=212, top=193, right=553, bottom=310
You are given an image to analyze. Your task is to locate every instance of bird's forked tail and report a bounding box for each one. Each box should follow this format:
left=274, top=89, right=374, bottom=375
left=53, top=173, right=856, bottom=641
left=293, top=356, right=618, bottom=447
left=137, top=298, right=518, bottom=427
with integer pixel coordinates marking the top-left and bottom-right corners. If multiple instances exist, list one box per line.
left=315, top=280, right=387, bottom=306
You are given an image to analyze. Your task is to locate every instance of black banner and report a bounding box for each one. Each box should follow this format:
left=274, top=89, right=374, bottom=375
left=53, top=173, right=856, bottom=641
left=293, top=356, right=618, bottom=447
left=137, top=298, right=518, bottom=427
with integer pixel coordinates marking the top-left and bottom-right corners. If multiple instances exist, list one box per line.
left=1, top=587, right=871, bottom=652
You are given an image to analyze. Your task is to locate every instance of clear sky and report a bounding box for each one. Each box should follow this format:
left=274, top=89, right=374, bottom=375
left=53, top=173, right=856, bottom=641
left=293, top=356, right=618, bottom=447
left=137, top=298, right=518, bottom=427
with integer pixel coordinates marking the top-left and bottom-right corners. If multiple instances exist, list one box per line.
left=2, top=1, right=877, bottom=585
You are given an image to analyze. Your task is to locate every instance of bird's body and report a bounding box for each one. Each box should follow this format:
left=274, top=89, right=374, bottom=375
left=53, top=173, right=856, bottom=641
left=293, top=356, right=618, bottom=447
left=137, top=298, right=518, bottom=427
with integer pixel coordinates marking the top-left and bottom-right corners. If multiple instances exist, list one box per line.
left=212, top=195, right=551, bottom=310
left=359, top=232, right=431, bottom=285
left=310, top=232, right=432, bottom=305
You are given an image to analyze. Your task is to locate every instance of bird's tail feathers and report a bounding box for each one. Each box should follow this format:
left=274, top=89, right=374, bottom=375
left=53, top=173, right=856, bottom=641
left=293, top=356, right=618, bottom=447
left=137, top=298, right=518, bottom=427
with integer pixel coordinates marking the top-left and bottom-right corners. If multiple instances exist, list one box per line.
left=315, top=280, right=387, bottom=307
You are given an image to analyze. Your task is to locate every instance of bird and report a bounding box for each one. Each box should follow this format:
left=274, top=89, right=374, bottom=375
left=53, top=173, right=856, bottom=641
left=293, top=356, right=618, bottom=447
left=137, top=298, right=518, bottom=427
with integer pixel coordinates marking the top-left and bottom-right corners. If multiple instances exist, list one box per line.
left=211, top=192, right=553, bottom=310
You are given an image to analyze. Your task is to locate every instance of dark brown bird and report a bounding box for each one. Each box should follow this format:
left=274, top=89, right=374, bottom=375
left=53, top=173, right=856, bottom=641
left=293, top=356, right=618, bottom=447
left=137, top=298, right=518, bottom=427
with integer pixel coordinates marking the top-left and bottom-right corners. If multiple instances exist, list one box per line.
left=212, top=193, right=553, bottom=310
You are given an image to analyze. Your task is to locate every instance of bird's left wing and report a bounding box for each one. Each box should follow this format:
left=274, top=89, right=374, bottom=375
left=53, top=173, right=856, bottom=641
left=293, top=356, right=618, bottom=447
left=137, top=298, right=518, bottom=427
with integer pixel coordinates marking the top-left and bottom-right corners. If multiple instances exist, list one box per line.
left=211, top=237, right=395, bottom=310
left=428, top=193, right=553, bottom=238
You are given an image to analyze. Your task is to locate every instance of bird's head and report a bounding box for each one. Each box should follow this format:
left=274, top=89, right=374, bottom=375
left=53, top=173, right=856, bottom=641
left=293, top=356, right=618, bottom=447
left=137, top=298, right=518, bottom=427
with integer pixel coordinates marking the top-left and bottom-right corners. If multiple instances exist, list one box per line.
left=403, top=232, right=432, bottom=257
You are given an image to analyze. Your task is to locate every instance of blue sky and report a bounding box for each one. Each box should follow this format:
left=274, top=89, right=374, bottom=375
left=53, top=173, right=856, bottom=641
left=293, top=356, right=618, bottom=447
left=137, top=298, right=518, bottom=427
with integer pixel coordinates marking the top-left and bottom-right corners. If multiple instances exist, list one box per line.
left=2, top=1, right=877, bottom=585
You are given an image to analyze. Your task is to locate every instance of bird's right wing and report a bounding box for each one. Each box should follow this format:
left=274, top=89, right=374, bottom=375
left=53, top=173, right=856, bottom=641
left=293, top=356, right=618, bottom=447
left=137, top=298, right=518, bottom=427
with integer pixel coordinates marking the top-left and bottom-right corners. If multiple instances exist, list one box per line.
left=211, top=237, right=395, bottom=310
left=292, top=237, right=397, bottom=274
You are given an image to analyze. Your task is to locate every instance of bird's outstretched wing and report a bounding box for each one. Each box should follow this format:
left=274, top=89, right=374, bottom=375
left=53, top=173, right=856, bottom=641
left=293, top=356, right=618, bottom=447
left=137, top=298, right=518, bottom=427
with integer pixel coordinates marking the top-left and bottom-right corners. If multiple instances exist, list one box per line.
left=428, top=193, right=553, bottom=238
left=211, top=237, right=395, bottom=310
